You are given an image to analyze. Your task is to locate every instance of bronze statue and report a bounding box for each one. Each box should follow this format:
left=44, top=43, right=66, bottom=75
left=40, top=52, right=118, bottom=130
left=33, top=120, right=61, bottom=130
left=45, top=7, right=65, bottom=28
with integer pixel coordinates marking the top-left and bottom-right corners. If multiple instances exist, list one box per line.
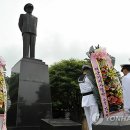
left=18, top=3, right=38, bottom=58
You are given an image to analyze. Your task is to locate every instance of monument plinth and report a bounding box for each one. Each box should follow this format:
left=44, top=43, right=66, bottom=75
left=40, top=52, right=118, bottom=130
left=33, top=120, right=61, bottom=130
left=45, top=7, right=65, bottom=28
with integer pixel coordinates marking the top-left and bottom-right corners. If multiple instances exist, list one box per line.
left=7, top=58, right=52, bottom=130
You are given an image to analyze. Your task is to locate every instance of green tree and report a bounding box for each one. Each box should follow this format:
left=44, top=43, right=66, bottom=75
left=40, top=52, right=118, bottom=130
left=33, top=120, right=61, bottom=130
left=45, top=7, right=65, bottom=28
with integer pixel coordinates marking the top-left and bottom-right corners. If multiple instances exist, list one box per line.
left=49, top=59, right=86, bottom=121
left=6, top=73, right=19, bottom=104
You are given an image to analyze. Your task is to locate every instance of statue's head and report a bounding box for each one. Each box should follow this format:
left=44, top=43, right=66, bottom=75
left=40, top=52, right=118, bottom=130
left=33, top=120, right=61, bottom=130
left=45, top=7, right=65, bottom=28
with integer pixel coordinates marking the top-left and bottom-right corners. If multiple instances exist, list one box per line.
left=24, top=3, right=34, bottom=13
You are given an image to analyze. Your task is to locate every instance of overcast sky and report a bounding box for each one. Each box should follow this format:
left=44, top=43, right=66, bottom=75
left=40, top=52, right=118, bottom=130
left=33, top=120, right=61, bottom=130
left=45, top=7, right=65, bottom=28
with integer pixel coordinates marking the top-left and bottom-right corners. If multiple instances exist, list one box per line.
left=0, top=0, right=130, bottom=76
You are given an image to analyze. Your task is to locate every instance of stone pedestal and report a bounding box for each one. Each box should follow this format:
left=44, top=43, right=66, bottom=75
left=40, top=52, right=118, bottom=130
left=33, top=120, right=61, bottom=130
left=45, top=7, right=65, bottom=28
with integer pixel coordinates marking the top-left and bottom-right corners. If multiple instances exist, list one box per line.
left=7, top=58, right=52, bottom=130
left=40, top=119, right=82, bottom=130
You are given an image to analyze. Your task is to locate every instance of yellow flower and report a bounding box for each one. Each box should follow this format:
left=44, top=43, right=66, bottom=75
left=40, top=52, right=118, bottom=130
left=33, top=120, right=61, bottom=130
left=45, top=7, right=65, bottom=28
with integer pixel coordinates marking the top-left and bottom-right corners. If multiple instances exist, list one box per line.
left=116, top=88, right=123, bottom=98
left=0, top=74, right=4, bottom=87
left=0, top=91, right=4, bottom=102
left=107, top=68, right=117, bottom=79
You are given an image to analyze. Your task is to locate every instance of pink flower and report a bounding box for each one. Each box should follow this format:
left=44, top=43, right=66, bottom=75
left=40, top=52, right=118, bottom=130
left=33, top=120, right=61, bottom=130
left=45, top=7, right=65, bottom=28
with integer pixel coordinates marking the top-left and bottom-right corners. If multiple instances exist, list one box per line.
left=106, top=55, right=112, bottom=67
left=0, top=57, right=6, bottom=67
left=91, top=48, right=108, bottom=60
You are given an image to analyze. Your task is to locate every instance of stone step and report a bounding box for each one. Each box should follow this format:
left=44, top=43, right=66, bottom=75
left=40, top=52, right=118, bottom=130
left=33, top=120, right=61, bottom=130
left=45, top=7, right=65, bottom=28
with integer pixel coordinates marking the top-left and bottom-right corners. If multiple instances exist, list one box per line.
left=40, top=119, right=82, bottom=130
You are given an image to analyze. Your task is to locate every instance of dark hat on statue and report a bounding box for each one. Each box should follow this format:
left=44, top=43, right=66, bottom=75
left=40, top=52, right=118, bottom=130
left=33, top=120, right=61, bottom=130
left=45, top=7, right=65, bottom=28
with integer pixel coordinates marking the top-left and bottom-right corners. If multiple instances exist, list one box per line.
left=24, top=3, right=34, bottom=11
left=121, top=64, right=130, bottom=72
left=82, top=64, right=92, bottom=71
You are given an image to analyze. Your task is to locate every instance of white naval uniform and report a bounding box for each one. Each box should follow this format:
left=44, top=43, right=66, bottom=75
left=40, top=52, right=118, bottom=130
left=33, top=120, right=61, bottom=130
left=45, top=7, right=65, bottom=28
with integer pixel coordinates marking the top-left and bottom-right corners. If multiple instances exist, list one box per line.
left=122, top=73, right=130, bottom=112
left=78, top=75, right=99, bottom=130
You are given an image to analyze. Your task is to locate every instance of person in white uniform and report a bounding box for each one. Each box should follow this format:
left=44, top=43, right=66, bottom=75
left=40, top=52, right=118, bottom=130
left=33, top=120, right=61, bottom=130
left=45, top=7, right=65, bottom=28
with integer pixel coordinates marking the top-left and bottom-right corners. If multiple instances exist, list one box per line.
left=121, top=64, right=130, bottom=114
left=78, top=65, right=99, bottom=130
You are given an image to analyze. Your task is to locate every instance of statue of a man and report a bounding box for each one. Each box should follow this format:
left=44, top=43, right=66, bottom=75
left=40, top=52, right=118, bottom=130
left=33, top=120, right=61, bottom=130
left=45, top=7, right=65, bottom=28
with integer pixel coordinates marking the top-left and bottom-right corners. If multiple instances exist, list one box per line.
left=18, top=3, right=38, bottom=58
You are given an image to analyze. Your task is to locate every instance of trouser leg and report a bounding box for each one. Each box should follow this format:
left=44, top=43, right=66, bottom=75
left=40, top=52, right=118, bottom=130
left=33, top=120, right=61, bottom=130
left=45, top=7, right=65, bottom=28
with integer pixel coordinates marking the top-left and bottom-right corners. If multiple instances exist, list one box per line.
left=84, top=107, right=91, bottom=130
left=90, top=105, right=99, bottom=129
left=22, top=33, right=30, bottom=58
left=30, top=34, right=36, bottom=58
left=84, top=105, right=99, bottom=130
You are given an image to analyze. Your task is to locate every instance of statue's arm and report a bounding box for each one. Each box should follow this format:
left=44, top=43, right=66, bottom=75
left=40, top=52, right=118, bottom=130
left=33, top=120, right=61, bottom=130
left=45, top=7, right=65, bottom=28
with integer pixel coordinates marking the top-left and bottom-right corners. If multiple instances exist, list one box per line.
left=36, top=17, right=38, bottom=28
left=18, top=14, right=23, bottom=32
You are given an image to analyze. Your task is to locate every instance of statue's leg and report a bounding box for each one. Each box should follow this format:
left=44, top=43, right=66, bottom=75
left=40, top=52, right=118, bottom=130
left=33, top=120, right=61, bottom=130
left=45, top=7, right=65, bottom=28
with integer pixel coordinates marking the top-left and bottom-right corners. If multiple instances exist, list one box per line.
left=30, top=34, right=36, bottom=58
left=23, top=33, right=30, bottom=58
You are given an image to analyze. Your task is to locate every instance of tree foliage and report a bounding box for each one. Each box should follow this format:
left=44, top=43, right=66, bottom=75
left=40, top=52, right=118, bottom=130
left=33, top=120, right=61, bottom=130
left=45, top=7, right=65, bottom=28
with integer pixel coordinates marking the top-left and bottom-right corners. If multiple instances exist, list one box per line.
left=49, top=59, right=86, bottom=119
left=6, top=73, right=19, bottom=104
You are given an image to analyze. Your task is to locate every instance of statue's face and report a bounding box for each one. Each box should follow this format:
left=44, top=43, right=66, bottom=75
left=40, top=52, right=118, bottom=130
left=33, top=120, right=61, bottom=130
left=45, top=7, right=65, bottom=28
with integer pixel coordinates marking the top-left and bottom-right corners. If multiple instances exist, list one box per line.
left=25, top=7, right=33, bottom=14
